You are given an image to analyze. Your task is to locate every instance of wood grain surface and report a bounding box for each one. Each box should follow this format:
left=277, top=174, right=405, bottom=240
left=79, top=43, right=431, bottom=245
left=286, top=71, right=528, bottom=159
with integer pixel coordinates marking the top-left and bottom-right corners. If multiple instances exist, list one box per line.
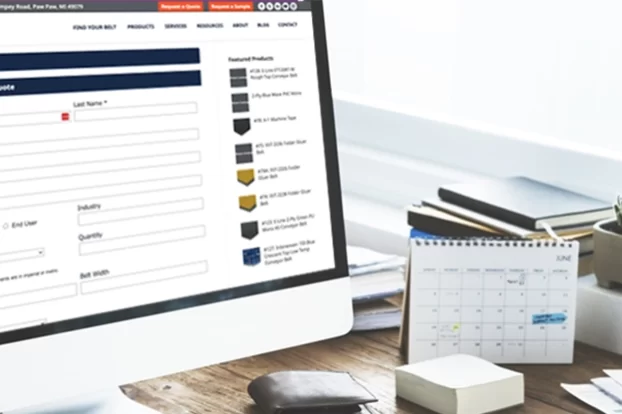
left=122, top=330, right=622, bottom=413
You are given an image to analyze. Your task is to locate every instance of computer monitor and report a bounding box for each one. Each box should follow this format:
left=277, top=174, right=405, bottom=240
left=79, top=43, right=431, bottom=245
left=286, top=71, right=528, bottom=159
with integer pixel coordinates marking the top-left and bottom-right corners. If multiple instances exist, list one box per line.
left=0, top=0, right=351, bottom=412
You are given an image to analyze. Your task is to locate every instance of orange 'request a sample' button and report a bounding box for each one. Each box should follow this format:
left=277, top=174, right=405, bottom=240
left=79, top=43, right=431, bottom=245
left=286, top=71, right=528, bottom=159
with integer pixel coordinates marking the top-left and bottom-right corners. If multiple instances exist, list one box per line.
left=158, top=1, right=204, bottom=11
left=208, top=1, right=253, bottom=12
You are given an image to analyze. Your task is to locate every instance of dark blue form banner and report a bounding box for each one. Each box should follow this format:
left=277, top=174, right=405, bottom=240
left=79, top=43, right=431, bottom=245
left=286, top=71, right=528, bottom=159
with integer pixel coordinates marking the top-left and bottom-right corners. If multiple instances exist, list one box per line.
left=0, top=48, right=200, bottom=72
left=0, top=71, right=201, bottom=97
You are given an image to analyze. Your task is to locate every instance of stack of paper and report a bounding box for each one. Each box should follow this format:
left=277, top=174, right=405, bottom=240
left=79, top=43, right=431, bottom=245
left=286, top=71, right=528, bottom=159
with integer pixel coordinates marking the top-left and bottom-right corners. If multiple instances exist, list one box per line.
left=396, top=354, right=524, bottom=414
left=347, top=245, right=406, bottom=332
left=348, top=245, right=406, bottom=276
left=562, top=369, right=622, bottom=412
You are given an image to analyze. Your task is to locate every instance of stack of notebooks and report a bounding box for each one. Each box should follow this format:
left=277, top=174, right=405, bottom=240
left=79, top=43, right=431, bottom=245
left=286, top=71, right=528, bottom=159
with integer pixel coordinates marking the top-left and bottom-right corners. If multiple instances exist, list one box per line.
left=348, top=245, right=406, bottom=332
left=407, top=176, right=613, bottom=275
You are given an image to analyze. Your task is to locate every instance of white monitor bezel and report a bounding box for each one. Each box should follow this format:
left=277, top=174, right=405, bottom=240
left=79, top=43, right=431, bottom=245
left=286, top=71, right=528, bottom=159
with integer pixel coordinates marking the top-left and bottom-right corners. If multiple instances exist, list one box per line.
left=0, top=277, right=353, bottom=411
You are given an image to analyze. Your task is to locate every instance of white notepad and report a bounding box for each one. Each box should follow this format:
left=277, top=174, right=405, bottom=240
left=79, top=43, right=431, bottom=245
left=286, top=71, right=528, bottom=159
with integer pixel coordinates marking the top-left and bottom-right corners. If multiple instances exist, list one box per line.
left=405, top=238, right=579, bottom=364
left=396, top=354, right=524, bottom=414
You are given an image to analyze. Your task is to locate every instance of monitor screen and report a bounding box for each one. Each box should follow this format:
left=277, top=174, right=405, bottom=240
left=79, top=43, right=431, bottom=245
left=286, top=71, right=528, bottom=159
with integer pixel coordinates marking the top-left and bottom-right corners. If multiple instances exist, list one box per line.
left=0, top=0, right=346, bottom=346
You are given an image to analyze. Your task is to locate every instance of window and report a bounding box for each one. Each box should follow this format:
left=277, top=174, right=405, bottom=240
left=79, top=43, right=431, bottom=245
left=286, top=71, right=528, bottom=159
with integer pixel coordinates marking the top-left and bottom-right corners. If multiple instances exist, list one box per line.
left=324, top=0, right=622, bottom=217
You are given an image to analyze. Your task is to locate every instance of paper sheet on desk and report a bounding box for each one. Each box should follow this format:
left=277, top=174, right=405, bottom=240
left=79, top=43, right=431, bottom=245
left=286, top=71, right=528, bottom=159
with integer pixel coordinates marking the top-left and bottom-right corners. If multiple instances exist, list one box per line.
left=348, top=246, right=395, bottom=266
left=347, top=246, right=406, bottom=276
left=561, top=383, right=622, bottom=413
left=605, top=370, right=622, bottom=387
left=593, top=378, right=622, bottom=404
left=347, top=245, right=397, bottom=267
left=349, top=259, right=405, bottom=276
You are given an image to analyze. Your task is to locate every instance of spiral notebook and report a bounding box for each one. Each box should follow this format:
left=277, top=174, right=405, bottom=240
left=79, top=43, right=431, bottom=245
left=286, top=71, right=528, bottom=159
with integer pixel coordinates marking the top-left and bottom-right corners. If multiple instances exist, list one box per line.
left=400, top=238, right=580, bottom=364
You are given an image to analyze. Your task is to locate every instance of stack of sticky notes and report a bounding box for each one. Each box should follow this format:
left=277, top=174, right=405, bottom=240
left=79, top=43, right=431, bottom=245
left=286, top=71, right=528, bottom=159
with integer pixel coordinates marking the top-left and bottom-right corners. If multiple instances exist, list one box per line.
left=395, top=354, right=524, bottom=414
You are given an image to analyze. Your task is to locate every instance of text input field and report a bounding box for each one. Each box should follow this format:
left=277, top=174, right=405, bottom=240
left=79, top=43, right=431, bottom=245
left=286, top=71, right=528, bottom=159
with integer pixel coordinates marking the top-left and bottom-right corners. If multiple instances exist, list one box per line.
left=81, top=261, right=208, bottom=295
left=0, top=284, right=77, bottom=310
left=0, top=175, right=202, bottom=211
left=0, top=111, right=68, bottom=128
left=0, top=248, right=45, bottom=264
left=0, top=146, right=200, bottom=172
left=0, top=319, right=46, bottom=333
left=78, top=198, right=205, bottom=225
left=0, top=152, right=201, bottom=183
left=0, top=169, right=201, bottom=199
left=79, top=225, right=206, bottom=255
left=0, top=128, right=199, bottom=157
left=75, top=102, right=198, bottom=122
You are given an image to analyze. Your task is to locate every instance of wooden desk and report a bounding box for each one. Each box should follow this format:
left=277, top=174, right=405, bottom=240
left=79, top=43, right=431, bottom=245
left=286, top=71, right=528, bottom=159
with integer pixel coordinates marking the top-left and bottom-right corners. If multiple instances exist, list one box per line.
left=123, top=330, right=622, bottom=413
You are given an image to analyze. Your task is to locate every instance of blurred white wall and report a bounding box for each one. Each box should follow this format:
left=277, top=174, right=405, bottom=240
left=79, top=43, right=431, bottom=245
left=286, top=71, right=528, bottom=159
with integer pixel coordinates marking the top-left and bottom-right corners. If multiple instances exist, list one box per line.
left=324, top=0, right=622, bottom=151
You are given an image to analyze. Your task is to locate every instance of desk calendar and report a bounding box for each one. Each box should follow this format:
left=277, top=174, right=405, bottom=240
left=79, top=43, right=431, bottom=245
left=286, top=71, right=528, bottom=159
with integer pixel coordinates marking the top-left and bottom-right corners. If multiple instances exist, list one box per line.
left=402, top=238, right=579, bottom=364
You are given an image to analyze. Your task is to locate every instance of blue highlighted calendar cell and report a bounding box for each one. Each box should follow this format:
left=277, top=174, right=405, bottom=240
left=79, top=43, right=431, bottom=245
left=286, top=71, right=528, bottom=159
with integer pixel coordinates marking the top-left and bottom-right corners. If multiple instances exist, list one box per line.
left=243, top=247, right=261, bottom=266
left=532, top=313, right=567, bottom=325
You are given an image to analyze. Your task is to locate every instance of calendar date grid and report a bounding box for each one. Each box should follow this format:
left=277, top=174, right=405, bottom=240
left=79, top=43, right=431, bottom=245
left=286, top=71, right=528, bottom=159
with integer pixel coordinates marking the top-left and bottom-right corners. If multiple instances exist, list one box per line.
left=410, top=268, right=574, bottom=360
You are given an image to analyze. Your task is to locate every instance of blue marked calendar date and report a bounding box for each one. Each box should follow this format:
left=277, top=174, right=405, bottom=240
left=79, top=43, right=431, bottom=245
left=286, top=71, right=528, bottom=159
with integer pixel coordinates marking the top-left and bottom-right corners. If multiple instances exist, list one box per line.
left=532, top=312, right=567, bottom=325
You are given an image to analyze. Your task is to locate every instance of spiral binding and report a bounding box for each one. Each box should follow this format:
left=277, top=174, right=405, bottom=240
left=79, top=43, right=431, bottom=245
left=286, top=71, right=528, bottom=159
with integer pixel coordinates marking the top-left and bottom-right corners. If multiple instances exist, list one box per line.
left=412, top=236, right=575, bottom=248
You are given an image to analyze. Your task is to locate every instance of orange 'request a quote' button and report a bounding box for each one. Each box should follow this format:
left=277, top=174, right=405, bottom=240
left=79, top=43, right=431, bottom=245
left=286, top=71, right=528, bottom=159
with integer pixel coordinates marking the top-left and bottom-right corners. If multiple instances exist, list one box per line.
left=208, top=1, right=253, bottom=12
left=158, top=1, right=204, bottom=11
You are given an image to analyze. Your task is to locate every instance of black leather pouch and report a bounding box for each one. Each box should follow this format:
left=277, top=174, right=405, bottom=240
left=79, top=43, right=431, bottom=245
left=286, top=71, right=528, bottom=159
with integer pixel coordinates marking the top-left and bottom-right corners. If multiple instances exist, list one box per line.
left=247, top=370, right=377, bottom=414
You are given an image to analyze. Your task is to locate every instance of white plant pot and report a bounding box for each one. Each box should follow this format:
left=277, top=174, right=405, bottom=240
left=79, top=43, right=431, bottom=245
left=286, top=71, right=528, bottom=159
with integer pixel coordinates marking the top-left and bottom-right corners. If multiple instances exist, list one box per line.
left=593, top=218, right=622, bottom=288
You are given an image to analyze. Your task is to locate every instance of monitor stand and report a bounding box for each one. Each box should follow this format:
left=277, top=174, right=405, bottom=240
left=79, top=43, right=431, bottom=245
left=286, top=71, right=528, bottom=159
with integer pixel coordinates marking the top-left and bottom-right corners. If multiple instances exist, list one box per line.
left=7, top=388, right=160, bottom=414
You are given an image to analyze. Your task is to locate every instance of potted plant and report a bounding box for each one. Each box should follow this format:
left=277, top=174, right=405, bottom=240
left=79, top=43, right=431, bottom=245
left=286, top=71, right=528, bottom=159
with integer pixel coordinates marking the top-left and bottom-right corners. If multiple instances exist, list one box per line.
left=594, top=196, right=622, bottom=288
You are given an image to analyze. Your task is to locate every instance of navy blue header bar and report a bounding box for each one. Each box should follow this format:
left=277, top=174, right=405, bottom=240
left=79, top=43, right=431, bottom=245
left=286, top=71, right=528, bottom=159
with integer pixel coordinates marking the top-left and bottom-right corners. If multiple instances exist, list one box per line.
left=0, top=71, right=201, bottom=97
left=0, top=49, right=200, bottom=72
